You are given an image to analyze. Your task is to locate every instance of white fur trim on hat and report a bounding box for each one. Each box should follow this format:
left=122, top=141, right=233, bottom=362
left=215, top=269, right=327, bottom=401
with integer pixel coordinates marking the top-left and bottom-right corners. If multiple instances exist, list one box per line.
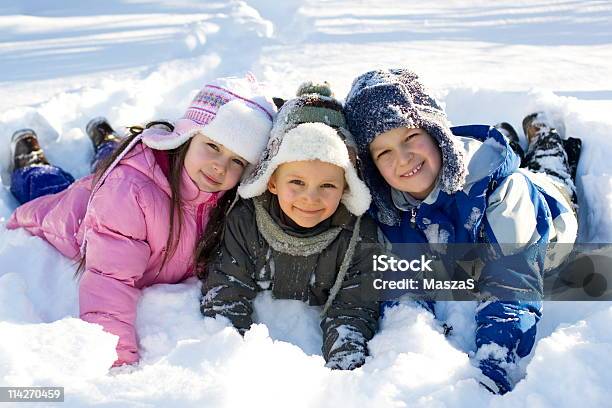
left=238, top=122, right=372, bottom=216
left=140, top=99, right=272, bottom=163
left=201, top=99, right=272, bottom=164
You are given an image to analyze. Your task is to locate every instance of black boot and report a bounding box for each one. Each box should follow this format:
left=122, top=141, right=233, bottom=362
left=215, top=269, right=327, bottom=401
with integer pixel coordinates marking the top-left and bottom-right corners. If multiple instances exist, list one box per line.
left=10, top=129, right=50, bottom=170
left=494, top=122, right=524, bottom=162
left=86, top=117, right=120, bottom=152
left=522, top=112, right=577, bottom=205
left=563, top=137, right=582, bottom=181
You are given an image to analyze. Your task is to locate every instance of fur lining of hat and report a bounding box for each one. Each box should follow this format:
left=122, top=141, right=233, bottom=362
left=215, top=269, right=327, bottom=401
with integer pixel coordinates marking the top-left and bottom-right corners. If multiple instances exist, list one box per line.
left=142, top=99, right=272, bottom=164
left=238, top=122, right=372, bottom=216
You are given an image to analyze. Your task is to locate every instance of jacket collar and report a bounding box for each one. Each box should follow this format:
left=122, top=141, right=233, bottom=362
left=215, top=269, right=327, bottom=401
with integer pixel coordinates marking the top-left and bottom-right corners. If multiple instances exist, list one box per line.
left=253, top=194, right=343, bottom=257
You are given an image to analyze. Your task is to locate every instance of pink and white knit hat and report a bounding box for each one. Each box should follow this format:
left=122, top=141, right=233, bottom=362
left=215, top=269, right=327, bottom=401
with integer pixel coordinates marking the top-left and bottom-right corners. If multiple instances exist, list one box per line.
left=141, top=76, right=275, bottom=163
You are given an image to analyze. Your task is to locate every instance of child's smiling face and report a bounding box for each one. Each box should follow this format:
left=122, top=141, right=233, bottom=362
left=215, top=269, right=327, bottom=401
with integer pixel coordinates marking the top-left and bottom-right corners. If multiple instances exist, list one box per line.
left=184, top=132, right=248, bottom=192
left=369, top=127, right=442, bottom=200
left=267, top=160, right=345, bottom=228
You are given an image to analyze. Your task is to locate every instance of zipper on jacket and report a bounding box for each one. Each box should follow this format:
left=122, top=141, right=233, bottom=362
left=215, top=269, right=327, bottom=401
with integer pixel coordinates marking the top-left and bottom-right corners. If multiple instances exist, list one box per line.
left=410, top=207, right=418, bottom=227
left=196, top=202, right=206, bottom=238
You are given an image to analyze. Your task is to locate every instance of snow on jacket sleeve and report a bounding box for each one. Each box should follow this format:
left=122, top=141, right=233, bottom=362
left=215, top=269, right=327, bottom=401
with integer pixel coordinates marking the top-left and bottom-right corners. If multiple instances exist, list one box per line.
left=200, top=200, right=258, bottom=333
left=322, top=216, right=380, bottom=370
left=79, top=175, right=151, bottom=366
left=479, top=172, right=547, bottom=299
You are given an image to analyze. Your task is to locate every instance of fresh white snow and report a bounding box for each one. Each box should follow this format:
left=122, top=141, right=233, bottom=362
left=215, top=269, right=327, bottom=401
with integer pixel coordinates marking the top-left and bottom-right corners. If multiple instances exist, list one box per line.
left=1, top=0, right=611, bottom=406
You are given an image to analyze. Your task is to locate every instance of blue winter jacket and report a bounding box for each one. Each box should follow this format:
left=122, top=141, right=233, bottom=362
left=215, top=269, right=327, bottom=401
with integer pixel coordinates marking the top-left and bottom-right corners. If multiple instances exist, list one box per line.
left=380, top=125, right=577, bottom=301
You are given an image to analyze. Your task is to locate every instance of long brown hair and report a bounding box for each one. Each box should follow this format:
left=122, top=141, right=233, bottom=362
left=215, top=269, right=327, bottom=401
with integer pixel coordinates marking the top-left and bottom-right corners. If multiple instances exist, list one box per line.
left=194, top=186, right=237, bottom=279
left=75, top=121, right=191, bottom=278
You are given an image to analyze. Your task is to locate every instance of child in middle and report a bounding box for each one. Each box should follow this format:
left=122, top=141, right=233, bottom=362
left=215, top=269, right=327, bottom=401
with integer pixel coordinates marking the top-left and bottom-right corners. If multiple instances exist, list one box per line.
left=200, top=83, right=381, bottom=370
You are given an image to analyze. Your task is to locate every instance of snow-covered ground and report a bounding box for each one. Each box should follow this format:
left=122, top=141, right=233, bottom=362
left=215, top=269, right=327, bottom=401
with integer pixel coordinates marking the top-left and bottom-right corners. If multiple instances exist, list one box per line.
left=1, top=1, right=611, bottom=406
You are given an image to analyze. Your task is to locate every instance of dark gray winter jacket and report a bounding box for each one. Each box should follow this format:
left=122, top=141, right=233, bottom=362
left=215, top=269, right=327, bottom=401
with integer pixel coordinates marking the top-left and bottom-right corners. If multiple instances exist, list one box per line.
left=200, top=192, right=381, bottom=370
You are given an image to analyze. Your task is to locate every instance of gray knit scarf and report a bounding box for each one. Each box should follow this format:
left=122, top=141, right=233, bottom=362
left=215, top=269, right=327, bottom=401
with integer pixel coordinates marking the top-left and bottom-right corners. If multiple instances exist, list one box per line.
left=253, top=197, right=343, bottom=256
left=252, top=196, right=362, bottom=316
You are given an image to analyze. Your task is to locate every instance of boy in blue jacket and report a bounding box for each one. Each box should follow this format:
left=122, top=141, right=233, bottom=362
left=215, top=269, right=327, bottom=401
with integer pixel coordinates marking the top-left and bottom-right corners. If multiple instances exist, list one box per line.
left=344, top=68, right=578, bottom=394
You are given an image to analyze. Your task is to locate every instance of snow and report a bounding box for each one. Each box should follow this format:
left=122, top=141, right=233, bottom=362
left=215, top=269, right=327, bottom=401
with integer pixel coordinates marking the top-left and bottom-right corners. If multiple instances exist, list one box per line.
left=464, top=207, right=482, bottom=231
left=1, top=0, right=612, bottom=406
left=423, top=223, right=451, bottom=244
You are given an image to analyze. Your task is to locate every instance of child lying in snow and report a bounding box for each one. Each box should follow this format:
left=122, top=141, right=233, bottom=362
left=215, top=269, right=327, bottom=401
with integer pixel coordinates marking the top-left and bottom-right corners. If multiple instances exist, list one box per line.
left=199, top=82, right=381, bottom=370
left=6, top=77, right=275, bottom=367
left=343, top=68, right=579, bottom=394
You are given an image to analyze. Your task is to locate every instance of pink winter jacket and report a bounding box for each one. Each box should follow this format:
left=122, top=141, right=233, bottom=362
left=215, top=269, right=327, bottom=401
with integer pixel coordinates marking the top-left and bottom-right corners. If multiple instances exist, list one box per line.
left=7, top=143, right=222, bottom=366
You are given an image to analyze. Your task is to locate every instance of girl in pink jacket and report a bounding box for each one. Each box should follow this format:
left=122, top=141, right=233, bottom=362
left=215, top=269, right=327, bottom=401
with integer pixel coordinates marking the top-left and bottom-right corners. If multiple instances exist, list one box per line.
left=6, top=77, right=275, bottom=367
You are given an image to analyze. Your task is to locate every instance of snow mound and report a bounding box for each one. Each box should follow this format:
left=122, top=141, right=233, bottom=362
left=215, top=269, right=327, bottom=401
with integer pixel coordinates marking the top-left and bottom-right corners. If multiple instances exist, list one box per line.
left=1, top=0, right=612, bottom=406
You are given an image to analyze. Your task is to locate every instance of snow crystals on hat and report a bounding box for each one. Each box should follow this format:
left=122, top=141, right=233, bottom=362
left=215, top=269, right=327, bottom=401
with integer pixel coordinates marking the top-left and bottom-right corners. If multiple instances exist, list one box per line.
left=238, top=81, right=372, bottom=216
left=344, top=68, right=467, bottom=226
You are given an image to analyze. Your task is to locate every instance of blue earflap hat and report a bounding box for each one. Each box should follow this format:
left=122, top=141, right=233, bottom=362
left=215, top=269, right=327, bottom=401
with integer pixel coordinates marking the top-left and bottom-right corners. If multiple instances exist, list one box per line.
left=344, top=68, right=466, bottom=226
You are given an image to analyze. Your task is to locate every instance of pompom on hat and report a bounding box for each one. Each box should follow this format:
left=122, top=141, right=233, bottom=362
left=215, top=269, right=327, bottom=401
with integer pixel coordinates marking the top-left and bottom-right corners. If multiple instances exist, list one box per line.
left=141, top=75, right=275, bottom=164
left=238, top=82, right=372, bottom=216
